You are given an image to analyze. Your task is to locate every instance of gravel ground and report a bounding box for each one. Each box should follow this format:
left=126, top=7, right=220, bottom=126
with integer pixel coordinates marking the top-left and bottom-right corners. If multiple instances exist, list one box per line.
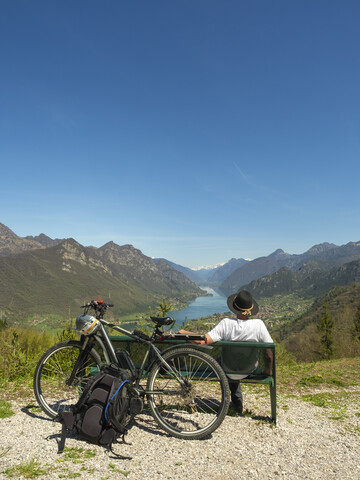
left=1, top=388, right=360, bottom=480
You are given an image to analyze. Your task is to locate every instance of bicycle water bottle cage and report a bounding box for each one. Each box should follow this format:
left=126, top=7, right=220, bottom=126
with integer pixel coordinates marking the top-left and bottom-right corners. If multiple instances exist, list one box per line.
left=150, top=317, right=173, bottom=327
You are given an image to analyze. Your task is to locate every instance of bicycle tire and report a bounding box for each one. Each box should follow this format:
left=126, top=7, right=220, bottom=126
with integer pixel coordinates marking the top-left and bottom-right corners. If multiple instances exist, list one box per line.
left=33, top=340, right=101, bottom=419
left=146, top=346, right=230, bottom=440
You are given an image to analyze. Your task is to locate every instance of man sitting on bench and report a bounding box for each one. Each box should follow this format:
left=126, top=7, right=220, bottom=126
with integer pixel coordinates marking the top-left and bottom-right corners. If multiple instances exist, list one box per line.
left=179, top=290, right=273, bottom=415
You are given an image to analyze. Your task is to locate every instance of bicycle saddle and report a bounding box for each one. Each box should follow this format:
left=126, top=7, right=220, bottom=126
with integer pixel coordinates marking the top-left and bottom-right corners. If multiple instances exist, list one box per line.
left=150, top=316, right=174, bottom=326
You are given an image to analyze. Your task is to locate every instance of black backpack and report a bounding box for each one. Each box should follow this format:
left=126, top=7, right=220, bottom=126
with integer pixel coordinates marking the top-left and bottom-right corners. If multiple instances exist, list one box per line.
left=57, top=363, right=142, bottom=453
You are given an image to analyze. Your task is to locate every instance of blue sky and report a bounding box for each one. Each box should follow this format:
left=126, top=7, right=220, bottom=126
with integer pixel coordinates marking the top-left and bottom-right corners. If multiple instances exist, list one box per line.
left=1, top=1, right=360, bottom=268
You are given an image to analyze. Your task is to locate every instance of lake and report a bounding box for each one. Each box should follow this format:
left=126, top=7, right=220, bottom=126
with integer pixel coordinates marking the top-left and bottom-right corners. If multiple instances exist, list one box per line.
left=169, top=287, right=229, bottom=328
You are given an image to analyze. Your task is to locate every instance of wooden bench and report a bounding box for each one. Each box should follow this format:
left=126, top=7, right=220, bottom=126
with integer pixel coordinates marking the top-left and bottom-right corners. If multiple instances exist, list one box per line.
left=110, top=336, right=276, bottom=424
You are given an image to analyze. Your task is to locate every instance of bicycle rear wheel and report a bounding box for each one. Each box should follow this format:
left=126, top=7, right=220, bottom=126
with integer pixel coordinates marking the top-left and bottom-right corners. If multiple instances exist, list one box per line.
left=33, top=340, right=101, bottom=418
left=146, top=346, right=230, bottom=439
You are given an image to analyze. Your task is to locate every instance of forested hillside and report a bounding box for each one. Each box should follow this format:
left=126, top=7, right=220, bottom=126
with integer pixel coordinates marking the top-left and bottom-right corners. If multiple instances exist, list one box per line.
left=0, top=233, right=203, bottom=324
left=270, top=283, right=360, bottom=361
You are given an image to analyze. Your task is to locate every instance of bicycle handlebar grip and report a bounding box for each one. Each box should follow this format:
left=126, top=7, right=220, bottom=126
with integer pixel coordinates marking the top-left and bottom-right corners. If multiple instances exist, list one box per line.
left=133, top=329, right=151, bottom=341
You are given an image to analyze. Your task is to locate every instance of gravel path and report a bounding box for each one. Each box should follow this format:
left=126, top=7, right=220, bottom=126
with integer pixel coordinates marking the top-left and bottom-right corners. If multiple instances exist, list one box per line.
left=1, top=388, right=359, bottom=479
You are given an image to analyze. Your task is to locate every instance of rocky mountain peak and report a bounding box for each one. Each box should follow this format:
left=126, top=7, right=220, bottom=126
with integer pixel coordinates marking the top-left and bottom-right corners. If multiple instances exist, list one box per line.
left=58, top=238, right=111, bottom=274
left=59, top=238, right=86, bottom=263
left=97, top=241, right=155, bottom=270
left=305, top=242, right=337, bottom=255
left=0, top=222, right=14, bottom=236
left=0, top=223, right=43, bottom=256
left=268, top=249, right=287, bottom=257
left=60, top=238, right=82, bottom=249
left=25, top=233, right=62, bottom=248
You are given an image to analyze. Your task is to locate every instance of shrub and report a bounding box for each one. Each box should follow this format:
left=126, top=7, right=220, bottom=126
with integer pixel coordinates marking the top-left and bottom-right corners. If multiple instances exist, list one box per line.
left=0, top=326, right=55, bottom=381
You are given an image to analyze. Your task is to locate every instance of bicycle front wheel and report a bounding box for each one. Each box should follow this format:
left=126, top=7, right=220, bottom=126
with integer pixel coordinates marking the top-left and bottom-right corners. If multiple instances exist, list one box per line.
left=33, top=340, right=101, bottom=418
left=146, top=346, right=230, bottom=440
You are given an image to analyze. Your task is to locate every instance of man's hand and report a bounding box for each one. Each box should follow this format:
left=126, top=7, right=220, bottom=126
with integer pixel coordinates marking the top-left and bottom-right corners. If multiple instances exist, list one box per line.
left=177, top=330, right=213, bottom=345
left=177, top=329, right=204, bottom=344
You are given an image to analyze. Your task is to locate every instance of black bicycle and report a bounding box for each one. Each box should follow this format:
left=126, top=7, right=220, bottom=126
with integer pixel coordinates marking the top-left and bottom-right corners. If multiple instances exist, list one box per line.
left=33, top=300, right=230, bottom=440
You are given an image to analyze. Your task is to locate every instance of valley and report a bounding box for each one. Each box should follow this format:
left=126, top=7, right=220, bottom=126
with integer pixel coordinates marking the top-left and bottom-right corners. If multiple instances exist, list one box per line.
left=1, top=222, right=360, bottom=363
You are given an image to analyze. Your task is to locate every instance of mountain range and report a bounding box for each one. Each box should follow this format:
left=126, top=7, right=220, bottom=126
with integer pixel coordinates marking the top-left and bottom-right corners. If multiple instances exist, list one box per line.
left=239, top=258, right=360, bottom=299
left=0, top=223, right=203, bottom=321
left=157, top=241, right=360, bottom=300
left=153, top=257, right=249, bottom=285
left=2, top=221, right=360, bottom=324
left=217, top=242, right=360, bottom=297
left=0, top=223, right=62, bottom=256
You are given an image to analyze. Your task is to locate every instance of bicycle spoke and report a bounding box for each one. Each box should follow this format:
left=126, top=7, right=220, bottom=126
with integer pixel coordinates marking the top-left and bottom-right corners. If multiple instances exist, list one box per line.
left=147, top=347, right=229, bottom=439
left=33, top=341, right=101, bottom=418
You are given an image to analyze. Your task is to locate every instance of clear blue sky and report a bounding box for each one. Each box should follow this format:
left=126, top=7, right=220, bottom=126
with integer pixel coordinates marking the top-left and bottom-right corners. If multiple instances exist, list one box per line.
left=1, top=1, right=359, bottom=268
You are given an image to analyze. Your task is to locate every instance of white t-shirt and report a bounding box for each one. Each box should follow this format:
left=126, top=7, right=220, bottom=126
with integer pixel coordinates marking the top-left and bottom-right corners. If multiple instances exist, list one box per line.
left=208, top=317, right=273, bottom=344
left=208, top=317, right=273, bottom=378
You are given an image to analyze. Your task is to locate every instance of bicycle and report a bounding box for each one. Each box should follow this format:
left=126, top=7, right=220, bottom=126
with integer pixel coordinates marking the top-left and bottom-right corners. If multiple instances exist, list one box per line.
left=33, top=300, right=230, bottom=440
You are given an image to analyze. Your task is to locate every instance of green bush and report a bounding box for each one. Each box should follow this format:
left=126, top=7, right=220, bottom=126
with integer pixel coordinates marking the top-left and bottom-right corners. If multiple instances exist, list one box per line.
left=56, top=318, right=78, bottom=342
left=275, top=343, right=297, bottom=366
left=0, top=326, right=55, bottom=381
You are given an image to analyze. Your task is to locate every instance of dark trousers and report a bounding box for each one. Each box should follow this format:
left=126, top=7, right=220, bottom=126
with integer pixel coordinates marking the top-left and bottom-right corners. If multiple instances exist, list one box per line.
left=229, top=380, right=243, bottom=404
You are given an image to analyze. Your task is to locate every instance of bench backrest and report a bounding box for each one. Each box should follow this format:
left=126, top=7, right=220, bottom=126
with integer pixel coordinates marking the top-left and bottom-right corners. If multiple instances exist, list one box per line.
left=221, top=345, right=260, bottom=378
left=210, top=341, right=276, bottom=380
left=110, top=337, right=275, bottom=375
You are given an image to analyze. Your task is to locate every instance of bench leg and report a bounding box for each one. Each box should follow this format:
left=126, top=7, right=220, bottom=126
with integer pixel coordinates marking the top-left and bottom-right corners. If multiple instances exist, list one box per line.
left=270, top=383, right=276, bottom=424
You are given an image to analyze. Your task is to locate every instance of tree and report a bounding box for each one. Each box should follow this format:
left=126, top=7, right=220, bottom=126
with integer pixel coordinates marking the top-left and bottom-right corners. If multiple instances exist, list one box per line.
left=317, top=304, right=334, bottom=359
left=157, top=297, right=172, bottom=317
left=352, top=304, right=360, bottom=343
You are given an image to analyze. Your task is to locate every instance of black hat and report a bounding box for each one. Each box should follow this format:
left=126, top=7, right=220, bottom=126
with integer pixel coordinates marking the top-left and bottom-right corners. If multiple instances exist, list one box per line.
left=227, top=290, right=259, bottom=316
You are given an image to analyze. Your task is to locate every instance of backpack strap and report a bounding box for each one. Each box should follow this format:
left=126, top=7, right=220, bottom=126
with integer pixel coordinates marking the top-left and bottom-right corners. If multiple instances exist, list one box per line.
left=104, top=379, right=129, bottom=427
left=74, top=372, right=107, bottom=411
left=58, top=412, right=74, bottom=454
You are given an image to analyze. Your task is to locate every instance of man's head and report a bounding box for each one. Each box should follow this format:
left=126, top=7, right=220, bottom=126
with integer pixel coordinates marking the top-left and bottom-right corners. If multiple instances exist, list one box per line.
left=227, top=290, right=259, bottom=317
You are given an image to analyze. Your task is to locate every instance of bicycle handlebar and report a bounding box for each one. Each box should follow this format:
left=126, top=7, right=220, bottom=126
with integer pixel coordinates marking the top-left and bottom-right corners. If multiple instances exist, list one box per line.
left=81, top=300, right=114, bottom=309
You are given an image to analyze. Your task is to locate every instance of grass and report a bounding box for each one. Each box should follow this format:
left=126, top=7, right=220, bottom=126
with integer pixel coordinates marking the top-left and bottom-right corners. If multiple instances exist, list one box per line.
left=58, top=473, right=81, bottom=479
left=2, top=458, right=48, bottom=478
left=24, top=403, right=42, bottom=413
left=0, top=400, right=15, bottom=418
left=300, top=391, right=358, bottom=422
left=276, top=356, right=360, bottom=393
left=109, top=462, right=130, bottom=476
left=301, top=392, right=336, bottom=407
left=0, top=447, right=11, bottom=458
left=59, top=447, right=96, bottom=464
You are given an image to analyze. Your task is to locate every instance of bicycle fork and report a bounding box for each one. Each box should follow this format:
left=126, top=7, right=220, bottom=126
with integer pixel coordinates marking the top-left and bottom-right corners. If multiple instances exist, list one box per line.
left=65, top=337, right=93, bottom=386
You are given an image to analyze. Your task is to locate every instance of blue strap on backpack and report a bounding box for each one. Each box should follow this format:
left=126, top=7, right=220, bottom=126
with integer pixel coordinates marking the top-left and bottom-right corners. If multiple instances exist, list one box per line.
left=104, top=379, right=130, bottom=426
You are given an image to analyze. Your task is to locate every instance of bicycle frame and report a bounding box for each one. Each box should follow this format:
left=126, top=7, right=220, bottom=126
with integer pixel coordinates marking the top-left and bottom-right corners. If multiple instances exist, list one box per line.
left=75, top=319, right=195, bottom=391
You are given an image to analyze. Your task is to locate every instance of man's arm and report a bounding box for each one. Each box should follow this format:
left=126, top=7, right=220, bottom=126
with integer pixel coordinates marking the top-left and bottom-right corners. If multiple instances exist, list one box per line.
left=178, top=329, right=214, bottom=345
